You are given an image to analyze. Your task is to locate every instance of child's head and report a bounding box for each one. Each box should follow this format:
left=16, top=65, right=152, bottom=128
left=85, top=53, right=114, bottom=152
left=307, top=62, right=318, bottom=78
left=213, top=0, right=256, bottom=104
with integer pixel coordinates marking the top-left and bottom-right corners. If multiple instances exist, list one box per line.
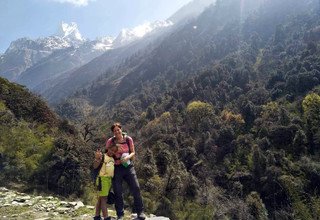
left=107, top=143, right=118, bottom=156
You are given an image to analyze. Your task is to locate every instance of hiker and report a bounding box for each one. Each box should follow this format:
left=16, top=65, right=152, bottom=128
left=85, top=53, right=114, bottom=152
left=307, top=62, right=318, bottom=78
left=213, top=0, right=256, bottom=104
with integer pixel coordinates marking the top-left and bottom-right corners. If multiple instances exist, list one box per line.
left=106, top=122, right=146, bottom=220
left=93, top=143, right=118, bottom=220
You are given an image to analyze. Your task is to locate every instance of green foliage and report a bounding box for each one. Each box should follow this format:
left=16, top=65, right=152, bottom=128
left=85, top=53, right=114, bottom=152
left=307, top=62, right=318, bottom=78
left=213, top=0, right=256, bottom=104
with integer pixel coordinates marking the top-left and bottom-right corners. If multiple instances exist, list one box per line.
left=141, top=192, right=158, bottom=214
left=34, top=136, right=90, bottom=196
left=68, top=2, right=320, bottom=218
left=302, top=93, right=320, bottom=153
left=279, top=175, right=313, bottom=219
left=172, top=199, right=215, bottom=220
left=82, top=185, right=97, bottom=206
left=0, top=121, right=54, bottom=182
left=0, top=101, right=6, bottom=111
left=302, top=93, right=320, bottom=131
left=245, top=191, right=268, bottom=220
left=311, top=197, right=320, bottom=218
left=2, top=0, right=320, bottom=218
left=186, top=101, right=214, bottom=132
left=0, top=77, right=59, bottom=125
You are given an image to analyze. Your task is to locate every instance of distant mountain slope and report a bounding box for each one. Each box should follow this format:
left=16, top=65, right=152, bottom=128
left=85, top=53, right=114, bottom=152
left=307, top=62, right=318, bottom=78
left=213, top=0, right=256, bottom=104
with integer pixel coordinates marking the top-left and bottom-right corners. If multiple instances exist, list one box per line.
left=75, top=0, right=312, bottom=109
left=0, top=22, right=86, bottom=82
left=16, top=41, right=107, bottom=89
left=0, top=1, right=213, bottom=105
left=40, top=0, right=213, bottom=105
left=168, top=0, right=214, bottom=23
left=60, top=0, right=268, bottom=111
left=0, top=22, right=113, bottom=92
left=39, top=24, right=173, bottom=104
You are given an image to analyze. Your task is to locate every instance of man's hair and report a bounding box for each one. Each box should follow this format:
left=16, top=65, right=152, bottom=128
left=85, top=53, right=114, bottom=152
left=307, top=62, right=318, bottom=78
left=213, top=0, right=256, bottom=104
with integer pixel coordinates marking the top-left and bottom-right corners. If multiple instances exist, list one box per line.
left=111, top=122, right=122, bottom=132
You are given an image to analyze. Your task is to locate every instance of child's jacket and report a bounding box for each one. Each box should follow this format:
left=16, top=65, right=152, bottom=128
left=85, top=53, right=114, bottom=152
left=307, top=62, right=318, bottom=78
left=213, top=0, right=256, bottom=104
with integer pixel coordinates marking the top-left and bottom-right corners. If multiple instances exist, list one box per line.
left=99, top=154, right=115, bottom=177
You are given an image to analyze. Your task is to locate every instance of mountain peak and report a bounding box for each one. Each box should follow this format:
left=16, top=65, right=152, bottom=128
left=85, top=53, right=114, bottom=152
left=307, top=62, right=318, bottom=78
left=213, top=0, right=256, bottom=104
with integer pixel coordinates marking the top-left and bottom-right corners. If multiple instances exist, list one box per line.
left=113, top=20, right=173, bottom=48
left=57, top=22, right=84, bottom=42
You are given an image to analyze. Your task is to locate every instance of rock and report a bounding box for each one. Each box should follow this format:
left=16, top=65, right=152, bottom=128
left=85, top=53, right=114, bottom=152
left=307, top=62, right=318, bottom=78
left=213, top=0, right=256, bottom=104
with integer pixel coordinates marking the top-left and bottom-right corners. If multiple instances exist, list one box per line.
left=56, top=207, right=71, bottom=214
left=86, top=205, right=95, bottom=210
left=69, top=201, right=77, bottom=206
left=74, top=201, right=85, bottom=210
left=0, top=187, right=9, bottom=192
left=0, top=188, right=170, bottom=220
left=13, top=198, right=26, bottom=202
left=59, top=201, right=71, bottom=207
left=39, top=199, right=47, bottom=203
left=12, top=201, right=19, bottom=205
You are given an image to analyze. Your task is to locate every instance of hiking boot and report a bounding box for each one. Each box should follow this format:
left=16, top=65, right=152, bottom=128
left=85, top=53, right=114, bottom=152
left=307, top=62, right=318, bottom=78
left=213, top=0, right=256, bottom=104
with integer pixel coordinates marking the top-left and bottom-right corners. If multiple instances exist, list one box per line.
left=117, top=215, right=124, bottom=220
left=138, top=212, right=146, bottom=220
left=93, top=216, right=101, bottom=220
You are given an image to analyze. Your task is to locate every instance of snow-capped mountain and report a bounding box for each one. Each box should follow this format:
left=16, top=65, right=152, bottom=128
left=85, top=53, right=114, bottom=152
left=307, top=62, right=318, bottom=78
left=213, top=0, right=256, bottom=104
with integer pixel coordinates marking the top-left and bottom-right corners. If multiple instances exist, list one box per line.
left=0, top=37, right=66, bottom=81
left=169, top=0, right=214, bottom=24
left=93, top=36, right=114, bottom=51
left=0, top=18, right=174, bottom=85
left=57, top=22, right=85, bottom=43
left=112, top=20, right=173, bottom=48
left=1, top=0, right=210, bottom=104
left=0, top=22, right=112, bottom=83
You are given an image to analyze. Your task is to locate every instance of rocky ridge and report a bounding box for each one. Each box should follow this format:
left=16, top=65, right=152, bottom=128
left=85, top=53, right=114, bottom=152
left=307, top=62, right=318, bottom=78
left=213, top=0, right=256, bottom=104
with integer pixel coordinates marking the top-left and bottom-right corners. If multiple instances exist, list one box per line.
left=0, top=187, right=169, bottom=220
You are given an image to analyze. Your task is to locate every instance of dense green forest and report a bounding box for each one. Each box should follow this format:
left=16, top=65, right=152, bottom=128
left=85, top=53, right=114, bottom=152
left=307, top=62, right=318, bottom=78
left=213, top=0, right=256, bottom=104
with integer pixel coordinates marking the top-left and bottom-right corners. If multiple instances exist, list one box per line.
left=58, top=0, right=320, bottom=219
left=0, top=77, right=94, bottom=197
left=2, top=0, right=320, bottom=219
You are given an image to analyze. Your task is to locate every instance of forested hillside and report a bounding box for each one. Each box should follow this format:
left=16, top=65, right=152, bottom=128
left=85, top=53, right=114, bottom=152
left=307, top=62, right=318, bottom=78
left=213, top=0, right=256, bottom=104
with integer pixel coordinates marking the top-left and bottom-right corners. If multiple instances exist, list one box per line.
left=54, top=0, right=320, bottom=219
left=0, top=77, right=94, bottom=197
left=2, top=0, right=320, bottom=219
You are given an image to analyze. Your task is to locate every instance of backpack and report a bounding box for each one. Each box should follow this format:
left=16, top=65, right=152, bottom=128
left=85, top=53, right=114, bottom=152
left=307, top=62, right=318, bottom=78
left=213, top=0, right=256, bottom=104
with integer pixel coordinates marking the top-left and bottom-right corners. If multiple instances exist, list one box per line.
left=110, top=133, right=136, bottom=166
left=110, top=133, right=131, bottom=154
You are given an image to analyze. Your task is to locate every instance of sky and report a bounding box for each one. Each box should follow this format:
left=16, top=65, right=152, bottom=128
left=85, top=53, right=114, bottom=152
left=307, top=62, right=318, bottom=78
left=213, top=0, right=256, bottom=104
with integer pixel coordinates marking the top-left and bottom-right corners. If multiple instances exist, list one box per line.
left=0, top=0, right=192, bottom=53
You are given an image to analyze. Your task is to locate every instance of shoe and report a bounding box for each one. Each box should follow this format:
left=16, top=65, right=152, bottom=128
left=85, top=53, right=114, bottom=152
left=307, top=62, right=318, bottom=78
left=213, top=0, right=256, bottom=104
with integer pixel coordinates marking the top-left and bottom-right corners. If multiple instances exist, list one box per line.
left=93, top=216, right=101, bottom=220
left=104, top=217, right=112, bottom=220
left=138, top=212, right=146, bottom=220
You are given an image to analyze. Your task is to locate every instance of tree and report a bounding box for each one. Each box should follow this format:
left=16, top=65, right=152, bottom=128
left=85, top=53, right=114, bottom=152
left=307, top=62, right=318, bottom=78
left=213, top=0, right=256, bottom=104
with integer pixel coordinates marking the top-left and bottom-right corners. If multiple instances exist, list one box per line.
left=302, top=93, right=320, bottom=153
left=186, top=101, right=214, bottom=132
left=245, top=191, right=268, bottom=220
left=146, top=106, right=156, bottom=120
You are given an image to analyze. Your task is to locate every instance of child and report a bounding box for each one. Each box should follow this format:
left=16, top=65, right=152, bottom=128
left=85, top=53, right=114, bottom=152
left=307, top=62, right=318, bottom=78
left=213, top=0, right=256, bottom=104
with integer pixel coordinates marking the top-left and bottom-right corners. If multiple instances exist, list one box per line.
left=93, top=144, right=118, bottom=220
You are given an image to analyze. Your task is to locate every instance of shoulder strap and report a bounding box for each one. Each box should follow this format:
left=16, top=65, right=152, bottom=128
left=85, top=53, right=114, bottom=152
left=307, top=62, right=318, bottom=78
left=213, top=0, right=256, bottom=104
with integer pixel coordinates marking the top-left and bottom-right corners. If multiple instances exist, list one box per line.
left=111, top=134, right=131, bottom=154
left=125, top=135, right=131, bottom=154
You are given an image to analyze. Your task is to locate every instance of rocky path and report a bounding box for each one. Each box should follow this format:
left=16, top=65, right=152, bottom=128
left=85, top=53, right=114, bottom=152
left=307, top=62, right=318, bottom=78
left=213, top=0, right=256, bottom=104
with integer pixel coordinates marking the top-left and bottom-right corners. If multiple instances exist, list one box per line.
left=0, top=187, right=169, bottom=220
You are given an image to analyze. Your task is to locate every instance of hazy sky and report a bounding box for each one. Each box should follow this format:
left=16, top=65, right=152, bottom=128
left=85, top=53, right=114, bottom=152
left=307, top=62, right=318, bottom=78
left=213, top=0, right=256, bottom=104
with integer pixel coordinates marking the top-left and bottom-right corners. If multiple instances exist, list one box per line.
left=0, top=0, right=192, bottom=53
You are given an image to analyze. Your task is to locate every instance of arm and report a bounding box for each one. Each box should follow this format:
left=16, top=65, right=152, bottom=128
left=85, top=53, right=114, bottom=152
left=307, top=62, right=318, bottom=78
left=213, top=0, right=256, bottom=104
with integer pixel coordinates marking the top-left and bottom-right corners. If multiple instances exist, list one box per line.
left=122, top=136, right=135, bottom=162
left=93, top=149, right=102, bottom=169
left=106, top=138, right=115, bottom=157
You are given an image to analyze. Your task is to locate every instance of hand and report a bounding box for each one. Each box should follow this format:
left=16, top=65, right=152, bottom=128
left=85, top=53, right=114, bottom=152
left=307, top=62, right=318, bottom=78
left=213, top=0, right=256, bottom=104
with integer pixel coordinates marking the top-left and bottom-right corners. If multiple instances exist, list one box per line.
left=121, top=155, right=130, bottom=163
left=95, top=149, right=102, bottom=160
left=107, top=150, right=115, bottom=157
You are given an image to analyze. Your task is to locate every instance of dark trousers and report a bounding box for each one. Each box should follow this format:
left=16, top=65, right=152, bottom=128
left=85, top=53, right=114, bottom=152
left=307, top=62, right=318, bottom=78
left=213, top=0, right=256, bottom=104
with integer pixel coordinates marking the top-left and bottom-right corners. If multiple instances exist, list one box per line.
left=113, top=165, right=144, bottom=217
